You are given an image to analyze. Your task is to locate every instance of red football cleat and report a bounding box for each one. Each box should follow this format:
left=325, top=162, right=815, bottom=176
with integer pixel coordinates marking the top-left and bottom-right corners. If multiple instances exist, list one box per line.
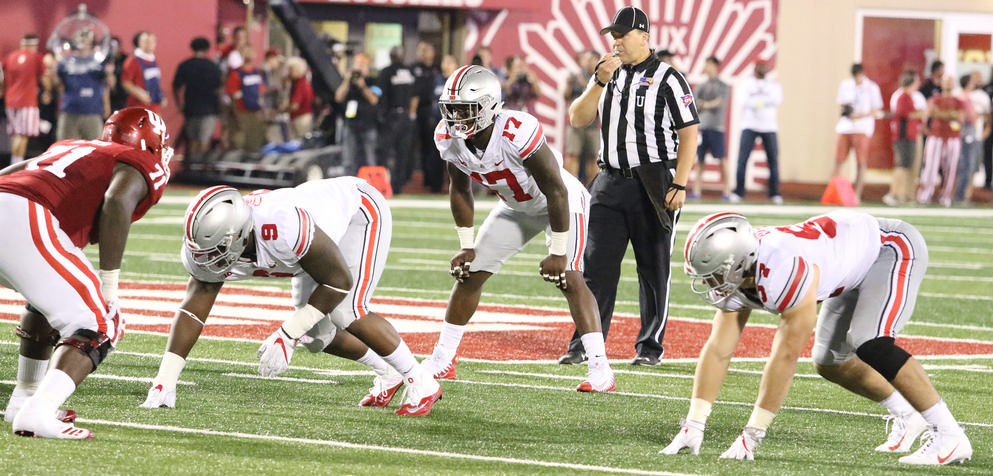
left=359, top=372, right=404, bottom=407
left=395, top=387, right=442, bottom=416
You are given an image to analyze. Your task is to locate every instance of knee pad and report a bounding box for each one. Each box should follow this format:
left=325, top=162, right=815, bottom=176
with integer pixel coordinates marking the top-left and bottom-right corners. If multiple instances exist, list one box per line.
left=56, top=329, right=112, bottom=371
left=15, top=326, right=61, bottom=347
left=856, top=337, right=911, bottom=381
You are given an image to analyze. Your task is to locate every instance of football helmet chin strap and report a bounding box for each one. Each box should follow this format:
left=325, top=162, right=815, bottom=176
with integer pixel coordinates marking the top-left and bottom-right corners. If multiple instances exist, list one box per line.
left=57, top=329, right=112, bottom=372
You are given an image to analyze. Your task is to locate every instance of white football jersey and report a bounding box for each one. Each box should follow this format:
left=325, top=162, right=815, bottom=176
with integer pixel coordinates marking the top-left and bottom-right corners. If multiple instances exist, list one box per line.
left=435, top=110, right=586, bottom=215
left=719, top=210, right=881, bottom=313
left=183, top=177, right=369, bottom=283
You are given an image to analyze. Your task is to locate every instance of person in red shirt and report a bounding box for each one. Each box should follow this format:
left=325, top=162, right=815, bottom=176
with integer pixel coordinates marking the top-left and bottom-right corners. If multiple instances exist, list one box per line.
left=285, top=57, right=313, bottom=139
left=120, top=31, right=166, bottom=113
left=884, top=71, right=926, bottom=205
left=225, top=46, right=266, bottom=151
left=0, top=107, right=173, bottom=439
left=2, top=34, right=48, bottom=164
left=918, top=76, right=965, bottom=206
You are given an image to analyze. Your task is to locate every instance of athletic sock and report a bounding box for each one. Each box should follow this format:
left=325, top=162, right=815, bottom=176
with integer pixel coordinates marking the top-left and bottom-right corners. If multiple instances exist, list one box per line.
left=15, top=356, right=49, bottom=392
left=10, top=155, right=23, bottom=164
left=921, top=399, right=962, bottom=434
left=32, top=369, right=76, bottom=412
left=356, top=349, right=392, bottom=375
left=432, top=322, right=465, bottom=363
left=382, top=341, right=418, bottom=377
left=878, top=390, right=916, bottom=417
left=154, top=352, right=187, bottom=388
left=580, top=332, right=607, bottom=366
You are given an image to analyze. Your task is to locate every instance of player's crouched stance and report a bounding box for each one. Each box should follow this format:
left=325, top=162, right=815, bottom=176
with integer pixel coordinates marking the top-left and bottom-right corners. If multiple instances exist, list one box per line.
left=1, top=107, right=173, bottom=438
left=661, top=211, right=971, bottom=465
left=141, top=178, right=441, bottom=415
left=419, top=65, right=614, bottom=392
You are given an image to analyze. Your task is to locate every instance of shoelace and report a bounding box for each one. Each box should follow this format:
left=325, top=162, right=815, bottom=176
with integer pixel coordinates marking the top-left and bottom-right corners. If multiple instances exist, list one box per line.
left=915, top=425, right=938, bottom=454
left=881, top=414, right=907, bottom=443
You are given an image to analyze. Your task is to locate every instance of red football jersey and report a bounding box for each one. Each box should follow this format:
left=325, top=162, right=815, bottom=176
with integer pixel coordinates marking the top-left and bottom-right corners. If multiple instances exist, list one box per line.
left=0, top=139, right=169, bottom=247
left=1, top=49, right=45, bottom=109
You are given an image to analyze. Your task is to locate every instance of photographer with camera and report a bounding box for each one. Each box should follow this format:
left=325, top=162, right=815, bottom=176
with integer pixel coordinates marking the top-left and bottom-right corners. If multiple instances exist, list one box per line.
left=832, top=63, right=883, bottom=202
left=335, top=52, right=381, bottom=175
left=502, top=55, right=541, bottom=114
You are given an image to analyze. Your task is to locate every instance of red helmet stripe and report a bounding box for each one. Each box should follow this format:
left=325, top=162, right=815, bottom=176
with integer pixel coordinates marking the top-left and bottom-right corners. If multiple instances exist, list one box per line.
left=448, top=65, right=472, bottom=95
left=683, top=212, right=743, bottom=259
left=185, top=186, right=235, bottom=242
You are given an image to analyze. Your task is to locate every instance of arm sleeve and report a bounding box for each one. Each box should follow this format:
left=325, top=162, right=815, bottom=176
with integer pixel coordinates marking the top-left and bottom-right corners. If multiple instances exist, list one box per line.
left=661, top=69, right=700, bottom=129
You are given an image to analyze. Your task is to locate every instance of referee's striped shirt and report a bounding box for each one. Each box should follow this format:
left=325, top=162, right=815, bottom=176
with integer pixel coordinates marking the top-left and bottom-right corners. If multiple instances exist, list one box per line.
left=595, top=53, right=699, bottom=170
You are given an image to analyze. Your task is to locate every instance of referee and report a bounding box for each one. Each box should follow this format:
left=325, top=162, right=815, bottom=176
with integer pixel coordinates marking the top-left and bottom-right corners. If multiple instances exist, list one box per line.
left=560, top=6, right=698, bottom=366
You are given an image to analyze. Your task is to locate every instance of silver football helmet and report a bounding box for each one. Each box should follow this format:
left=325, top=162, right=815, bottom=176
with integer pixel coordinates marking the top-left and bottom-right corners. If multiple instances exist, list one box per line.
left=683, top=213, right=759, bottom=306
left=184, top=186, right=254, bottom=274
left=438, top=65, right=503, bottom=139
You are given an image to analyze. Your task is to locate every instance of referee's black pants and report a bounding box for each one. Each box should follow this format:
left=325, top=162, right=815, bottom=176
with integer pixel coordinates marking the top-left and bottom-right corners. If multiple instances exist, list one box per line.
left=567, top=169, right=679, bottom=359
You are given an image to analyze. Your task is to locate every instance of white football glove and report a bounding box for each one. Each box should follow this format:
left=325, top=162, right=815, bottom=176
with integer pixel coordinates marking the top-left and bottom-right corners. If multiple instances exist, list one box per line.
left=140, top=383, right=176, bottom=409
left=719, top=427, right=766, bottom=461
left=660, top=419, right=705, bottom=455
left=257, top=327, right=296, bottom=377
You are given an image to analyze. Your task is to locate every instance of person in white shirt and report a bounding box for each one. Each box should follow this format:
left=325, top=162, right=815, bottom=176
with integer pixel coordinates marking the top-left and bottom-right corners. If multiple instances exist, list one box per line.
left=832, top=63, right=883, bottom=202
left=730, top=60, right=782, bottom=204
left=955, top=71, right=992, bottom=203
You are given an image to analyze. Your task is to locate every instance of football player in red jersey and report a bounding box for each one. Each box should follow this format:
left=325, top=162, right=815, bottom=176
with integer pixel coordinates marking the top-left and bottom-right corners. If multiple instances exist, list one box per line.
left=0, top=106, right=173, bottom=438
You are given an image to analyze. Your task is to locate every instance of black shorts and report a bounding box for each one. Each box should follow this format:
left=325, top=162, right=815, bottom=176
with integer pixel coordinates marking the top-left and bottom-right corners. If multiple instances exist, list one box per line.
left=892, top=138, right=915, bottom=169
left=697, top=128, right=726, bottom=162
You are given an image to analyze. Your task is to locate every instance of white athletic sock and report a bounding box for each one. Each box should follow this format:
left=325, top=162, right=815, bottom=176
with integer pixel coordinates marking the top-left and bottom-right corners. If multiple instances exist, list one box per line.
left=432, top=322, right=465, bottom=363
left=10, top=155, right=24, bottom=164
left=878, top=390, right=916, bottom=417
left=921, top=399, right=962, bottom=434
left=580, top=332, right=607, bottom=366
left=15, top=356, right=49, bottom=392
left=32, top=369, right=76, bottom=411
left=154, top=352, right=186, bottom=388
left=356, top=349, right=391, bottom=375
left=382, top=341, right=418, bottom=377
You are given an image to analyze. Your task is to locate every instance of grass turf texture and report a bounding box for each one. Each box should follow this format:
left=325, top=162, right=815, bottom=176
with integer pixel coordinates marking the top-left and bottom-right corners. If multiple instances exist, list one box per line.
left=1, top=189, right=991, bottom=475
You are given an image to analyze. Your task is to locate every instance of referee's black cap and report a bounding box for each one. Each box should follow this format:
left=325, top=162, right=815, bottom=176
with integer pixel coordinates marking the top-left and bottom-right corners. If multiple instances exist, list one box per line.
left=600, top=6, right=650, bottom=35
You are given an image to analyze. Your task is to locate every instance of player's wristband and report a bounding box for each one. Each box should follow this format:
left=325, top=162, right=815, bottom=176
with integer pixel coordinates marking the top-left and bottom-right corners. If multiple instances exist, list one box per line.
left=746, top=405, right=777, bottom=431
left=99, top=269, right=120, bottom=302
left=281, top=304, right=325, bottom=339
left=548, top=231, right=569, bottom=256
left=155, top=351, right=186, bottom=389
left=456, top=226, right=475, bottom=250
left=669, top=183, right=686, bottom=191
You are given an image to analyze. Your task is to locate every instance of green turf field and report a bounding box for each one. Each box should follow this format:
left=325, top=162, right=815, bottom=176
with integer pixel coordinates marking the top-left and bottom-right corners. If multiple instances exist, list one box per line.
left=1, top=188, right=991, bottom=475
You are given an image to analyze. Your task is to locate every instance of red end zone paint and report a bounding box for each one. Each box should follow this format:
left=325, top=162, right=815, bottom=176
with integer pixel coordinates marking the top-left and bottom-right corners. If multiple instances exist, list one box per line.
left=2, top=281, right=991, bottom=361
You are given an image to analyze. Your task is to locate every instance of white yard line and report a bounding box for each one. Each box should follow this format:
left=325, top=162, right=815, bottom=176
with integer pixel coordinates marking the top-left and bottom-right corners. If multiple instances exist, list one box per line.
left=0, top=411, right=700, bottom=476
left=222, top=373, right=339, bottom=384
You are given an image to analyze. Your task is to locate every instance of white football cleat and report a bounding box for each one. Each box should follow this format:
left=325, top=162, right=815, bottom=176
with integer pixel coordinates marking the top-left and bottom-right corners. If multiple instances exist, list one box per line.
left=719, top=427, right=765, bottom=460
left=898, top=426, right=972, bottom=465
left=359, top=368, right=404, bottom=407
left=395, top=367, right=442, bottom=416
left=140, top=383, right=177, bottom=409
left=876, top=413, right=929, bottom=452
left=577, top=360, right=615, bottom=393
left=12, top=401, right=92, bottom=439
left=5, top=393, right=76, bottom=423
left=660, top=419, right=705, bottom=455
left=422, top=356, right=457, bottom=380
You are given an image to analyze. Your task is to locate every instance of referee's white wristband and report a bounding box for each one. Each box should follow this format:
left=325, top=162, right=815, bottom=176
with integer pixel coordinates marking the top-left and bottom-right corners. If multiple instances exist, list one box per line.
left=99, top=269, right=120, bottom=302
left=281, top=304, right=326, bottom=339
left=548, top=231, right=569, bottom=256
left=456, top=226, right=475, bottom=250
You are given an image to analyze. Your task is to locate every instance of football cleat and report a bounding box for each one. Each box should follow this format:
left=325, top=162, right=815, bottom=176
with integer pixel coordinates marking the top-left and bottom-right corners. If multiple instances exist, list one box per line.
left=577, top=360, right=615, bottom=393
left=876, top=412, right=929, bottom=453
left=140, top=384, right=177, bottom=409
left=359, top=369, right=404, bottom=407
left=12, top=402, right=93, bottom=439
left=5, top=395, right=76, bottom=423
left=423, top=356, right=457, bottom=380
left=898, top=426, right=972, bottom=465
left=660, top=419, right=706, bottom=455
left=395, top=368, right=442, bottom=416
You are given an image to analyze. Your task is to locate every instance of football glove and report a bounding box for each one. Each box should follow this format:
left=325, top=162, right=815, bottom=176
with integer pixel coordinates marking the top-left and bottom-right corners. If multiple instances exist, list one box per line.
left=719, top=426, right=766, bottom=460
left=660, top=419, right=705, bottom=455
left=257, top=327, right=296, bottom=377
left=140, top=383, right=176, bottom=409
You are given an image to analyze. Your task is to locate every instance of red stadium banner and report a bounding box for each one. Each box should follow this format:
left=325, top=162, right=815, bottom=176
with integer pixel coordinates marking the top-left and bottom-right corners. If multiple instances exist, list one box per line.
left=299, top=0, right=538, bottom=9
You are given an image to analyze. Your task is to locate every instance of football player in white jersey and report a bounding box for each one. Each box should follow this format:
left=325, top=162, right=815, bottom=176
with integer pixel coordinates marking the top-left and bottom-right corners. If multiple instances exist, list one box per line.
left=418, top=64, right=614, bottom=392
left=660, top=211, right=971, bottom=465
left=141, top=178, right=442, bottom=416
